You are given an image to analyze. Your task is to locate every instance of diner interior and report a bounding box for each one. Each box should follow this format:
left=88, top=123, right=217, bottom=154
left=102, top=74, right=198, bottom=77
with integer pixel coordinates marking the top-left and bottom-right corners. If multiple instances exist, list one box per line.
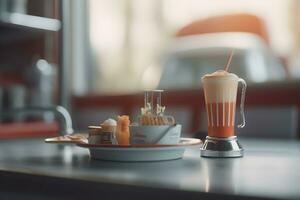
left=1, top=0, right=300, bottom=200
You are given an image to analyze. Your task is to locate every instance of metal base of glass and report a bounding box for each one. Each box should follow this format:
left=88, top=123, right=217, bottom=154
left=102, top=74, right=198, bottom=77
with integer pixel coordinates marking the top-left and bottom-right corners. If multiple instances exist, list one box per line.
left=201, top=136, right=243, bottom=158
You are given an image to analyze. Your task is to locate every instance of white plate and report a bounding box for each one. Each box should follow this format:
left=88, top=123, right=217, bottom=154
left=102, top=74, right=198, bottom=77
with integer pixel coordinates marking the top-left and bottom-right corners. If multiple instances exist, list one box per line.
left=77, top=138, right=201, bottom=162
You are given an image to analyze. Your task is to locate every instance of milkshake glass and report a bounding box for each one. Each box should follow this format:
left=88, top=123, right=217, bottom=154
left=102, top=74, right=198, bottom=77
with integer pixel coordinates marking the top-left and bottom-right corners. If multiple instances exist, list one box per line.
left=202, top=70, right=246, bottom=138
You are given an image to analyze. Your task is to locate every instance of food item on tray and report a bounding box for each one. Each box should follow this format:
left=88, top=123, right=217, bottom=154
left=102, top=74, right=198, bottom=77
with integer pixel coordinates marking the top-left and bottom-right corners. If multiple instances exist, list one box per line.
left=45, top=133, right=88, bottom=144
left=88, top=126, right=102, bottom=134
left=116, top=115, right=130, bottom=145
left=130, top=90, right=181, bottom=145
left=139, top=90, right=175, bottom=126
left=88, top=118, right=118, bottom=145
left=88, top=126, right=102, bottom=144
left=101, top=118, right=117, bottom=132
left=139, top=113, right=175, bottom=126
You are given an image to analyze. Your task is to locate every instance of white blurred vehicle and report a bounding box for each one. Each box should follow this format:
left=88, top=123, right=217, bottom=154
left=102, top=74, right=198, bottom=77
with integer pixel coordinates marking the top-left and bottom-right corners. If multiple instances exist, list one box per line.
left=142, top=32, right=286, bottom=90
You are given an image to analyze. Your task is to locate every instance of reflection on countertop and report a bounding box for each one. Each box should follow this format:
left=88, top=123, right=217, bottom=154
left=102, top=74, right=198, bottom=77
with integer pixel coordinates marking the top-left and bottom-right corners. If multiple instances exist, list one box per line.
left=0, top=138, right=300, bottom=199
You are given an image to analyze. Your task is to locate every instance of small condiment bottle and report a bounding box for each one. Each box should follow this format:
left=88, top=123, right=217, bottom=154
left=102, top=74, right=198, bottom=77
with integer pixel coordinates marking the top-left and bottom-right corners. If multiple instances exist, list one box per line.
left=88, top=126, right=102, bottom=144
left=100, top=123, right=118, bottom=144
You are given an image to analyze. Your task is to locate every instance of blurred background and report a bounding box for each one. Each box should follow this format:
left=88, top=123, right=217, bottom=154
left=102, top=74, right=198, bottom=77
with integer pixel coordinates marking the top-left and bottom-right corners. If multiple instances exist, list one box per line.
left=0, top=0, right=300, bottom=139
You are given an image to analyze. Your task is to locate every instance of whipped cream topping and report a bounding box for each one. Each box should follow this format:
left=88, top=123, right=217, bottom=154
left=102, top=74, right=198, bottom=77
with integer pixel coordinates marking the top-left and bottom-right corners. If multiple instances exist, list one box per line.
left=202, top=70, right=238, bottom=80
left=102, top=118, right=117, bottom=126
left=202, top=70, right=240, bottom=103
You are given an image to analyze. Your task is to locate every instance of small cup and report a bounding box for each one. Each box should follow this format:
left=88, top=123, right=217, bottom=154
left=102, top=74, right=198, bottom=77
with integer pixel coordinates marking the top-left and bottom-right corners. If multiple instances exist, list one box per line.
left=88, top=126, right=102, bottom=144
left=129, top=124, right=182, bottom=145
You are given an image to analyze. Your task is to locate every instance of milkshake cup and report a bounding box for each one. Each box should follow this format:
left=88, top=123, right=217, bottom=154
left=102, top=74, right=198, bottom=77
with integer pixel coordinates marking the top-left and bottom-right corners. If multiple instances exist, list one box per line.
left=202, top=70, right=246, bottom=138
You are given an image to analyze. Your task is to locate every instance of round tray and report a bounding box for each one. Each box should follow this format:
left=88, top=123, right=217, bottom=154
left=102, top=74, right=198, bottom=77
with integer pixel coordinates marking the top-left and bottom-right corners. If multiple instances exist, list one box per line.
left=77, top=138, right=201, bottom=162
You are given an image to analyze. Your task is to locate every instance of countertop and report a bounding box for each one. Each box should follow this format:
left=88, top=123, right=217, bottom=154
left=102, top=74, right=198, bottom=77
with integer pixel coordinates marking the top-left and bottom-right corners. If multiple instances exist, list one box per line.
left=0, top=138, right=300, bottom=200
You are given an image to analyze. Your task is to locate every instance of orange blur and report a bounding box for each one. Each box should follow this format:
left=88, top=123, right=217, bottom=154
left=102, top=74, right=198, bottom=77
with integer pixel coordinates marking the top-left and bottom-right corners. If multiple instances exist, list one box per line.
left=116, top=115, right=130, bottom=145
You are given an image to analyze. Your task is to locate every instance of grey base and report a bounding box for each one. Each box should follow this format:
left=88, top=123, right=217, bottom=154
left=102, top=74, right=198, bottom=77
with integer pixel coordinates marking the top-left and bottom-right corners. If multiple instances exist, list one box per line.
left=201, top=136, right=243, bottom=158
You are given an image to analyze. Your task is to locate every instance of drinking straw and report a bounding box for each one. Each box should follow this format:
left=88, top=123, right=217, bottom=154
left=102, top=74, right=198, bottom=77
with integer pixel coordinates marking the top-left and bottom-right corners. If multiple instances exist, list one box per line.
left=225, top=50, right=234, bottom=72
